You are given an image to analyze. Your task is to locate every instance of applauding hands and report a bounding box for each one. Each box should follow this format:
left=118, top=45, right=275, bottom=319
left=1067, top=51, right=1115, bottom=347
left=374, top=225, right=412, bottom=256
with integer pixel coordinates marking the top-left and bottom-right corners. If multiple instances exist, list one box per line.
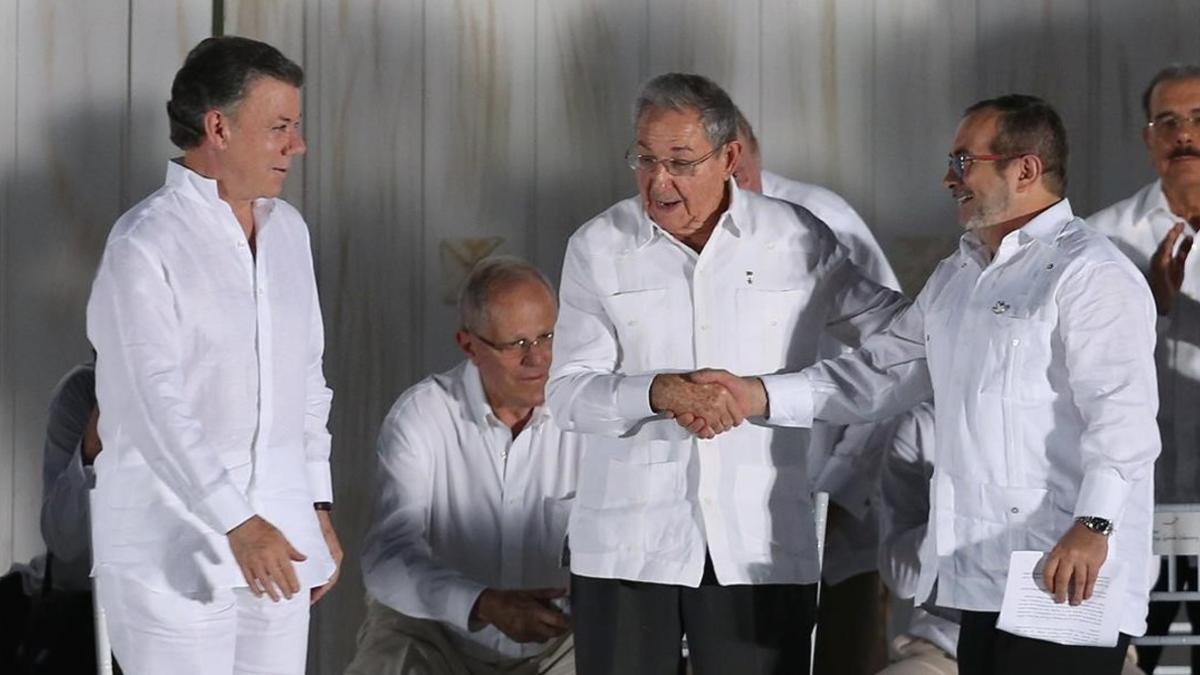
left=649, top=369, right=769, bottom=438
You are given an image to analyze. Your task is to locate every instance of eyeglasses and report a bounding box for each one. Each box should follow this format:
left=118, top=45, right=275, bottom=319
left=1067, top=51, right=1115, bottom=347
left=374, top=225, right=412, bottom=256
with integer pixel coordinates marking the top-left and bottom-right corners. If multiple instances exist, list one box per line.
left=1147, top=113, right=1200, bottom=137
left=946, top=152, right=1024, bottom=180
left=625, top=144, right=724, bottom=176
left=472, top=331, right=554, bottom=356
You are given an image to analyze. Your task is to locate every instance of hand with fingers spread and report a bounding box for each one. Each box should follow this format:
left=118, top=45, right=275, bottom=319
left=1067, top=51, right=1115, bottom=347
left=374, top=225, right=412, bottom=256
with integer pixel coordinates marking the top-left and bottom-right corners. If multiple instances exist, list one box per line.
left=687, top=369, right=770, bottom=419
left=471, top=587, right=571, bottom=643
left=1150, top=221, right=1194, bottom=315
left=1041, top=522, right=1109, bottom=606
left=309, top=510, right=342, bottom=606
left=650, top=373, right=745, bottom=438
left=227, top=515, right=307, bottom=602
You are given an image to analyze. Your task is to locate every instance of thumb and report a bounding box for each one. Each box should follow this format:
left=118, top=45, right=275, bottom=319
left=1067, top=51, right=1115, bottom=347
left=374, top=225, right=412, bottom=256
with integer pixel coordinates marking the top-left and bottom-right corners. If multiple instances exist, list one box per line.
left=288, top=542, right=308, bottom=562
left=688, top=368, right=727, bottom=385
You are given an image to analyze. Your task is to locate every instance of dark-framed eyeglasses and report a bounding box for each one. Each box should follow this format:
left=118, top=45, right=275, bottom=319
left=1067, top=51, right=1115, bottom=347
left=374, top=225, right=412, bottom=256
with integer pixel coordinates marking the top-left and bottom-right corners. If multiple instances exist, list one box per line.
left=625, top=143, right=724, bottom=177
left=472, top=331, right=555, bottom=356
left=1146, top=112, right=1200, bottom=137
left=946, top=152, right=1024, bottom=180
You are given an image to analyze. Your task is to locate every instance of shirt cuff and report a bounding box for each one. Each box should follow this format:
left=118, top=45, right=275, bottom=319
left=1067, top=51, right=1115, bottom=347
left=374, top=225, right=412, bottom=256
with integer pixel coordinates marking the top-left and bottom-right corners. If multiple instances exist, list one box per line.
left=1073, top=469, right=1131, bottom=523
left=307, top=460, right=334, bottom=503
left=760, top=372, right=815, bottom=427
left=194, top=480, right=257, bottom=534
left=616, top=373, right=656, bottom=421
left=448, top=579, right=489, bottom=633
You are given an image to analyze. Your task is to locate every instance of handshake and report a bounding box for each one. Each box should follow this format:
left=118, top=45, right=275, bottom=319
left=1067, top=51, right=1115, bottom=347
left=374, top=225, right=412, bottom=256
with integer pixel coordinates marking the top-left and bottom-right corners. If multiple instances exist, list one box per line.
left=649, top=369, right=769, bottom=439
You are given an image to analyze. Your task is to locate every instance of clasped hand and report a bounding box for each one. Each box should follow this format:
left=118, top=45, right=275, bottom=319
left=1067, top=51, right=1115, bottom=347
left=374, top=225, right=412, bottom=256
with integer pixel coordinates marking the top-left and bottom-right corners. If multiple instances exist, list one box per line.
left=650, top=369, right=767, bottom=438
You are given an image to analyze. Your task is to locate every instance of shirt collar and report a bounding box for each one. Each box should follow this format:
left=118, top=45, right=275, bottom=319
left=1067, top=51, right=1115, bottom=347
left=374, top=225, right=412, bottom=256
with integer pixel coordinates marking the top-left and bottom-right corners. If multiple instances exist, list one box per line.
left=460, top=360, right=550, bottom=430
left=634, top=177, right=745, bottom=249
left=166, top=159, right=279, bottom=222
left=1136, top=179, right=1179, bottom=228
left=958, top=198, right=1074, bottom=262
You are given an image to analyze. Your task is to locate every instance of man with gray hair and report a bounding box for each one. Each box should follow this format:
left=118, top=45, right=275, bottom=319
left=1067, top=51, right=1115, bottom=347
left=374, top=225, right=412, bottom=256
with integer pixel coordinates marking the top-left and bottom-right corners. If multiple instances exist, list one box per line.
left=547, top=72, right=908, bottom=674
left=1088, top=63, right=1200, bottom=672
left=348, top=256, right=579, bottom=675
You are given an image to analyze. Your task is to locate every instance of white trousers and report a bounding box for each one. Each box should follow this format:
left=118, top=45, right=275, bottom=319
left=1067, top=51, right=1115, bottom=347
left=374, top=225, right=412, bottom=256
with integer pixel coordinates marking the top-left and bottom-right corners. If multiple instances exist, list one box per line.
left=95, top=569, right=310, bottom=675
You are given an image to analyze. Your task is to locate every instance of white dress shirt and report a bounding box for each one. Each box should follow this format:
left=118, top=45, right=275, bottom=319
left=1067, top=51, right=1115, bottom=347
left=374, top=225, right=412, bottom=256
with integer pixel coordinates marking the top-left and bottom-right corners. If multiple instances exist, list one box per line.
left=361, top=360, right=580, bottom=660
left=763, top=199, right=1159, bottom=635
left=878, top=402, right=958, bottom=658
left=1089, top=180, right=1200, bottom=503
left=86, top=160, right=336, bottom=594
left=763, top=169, right=903, bottom=583
left=547, top=180, right=908, bottom=587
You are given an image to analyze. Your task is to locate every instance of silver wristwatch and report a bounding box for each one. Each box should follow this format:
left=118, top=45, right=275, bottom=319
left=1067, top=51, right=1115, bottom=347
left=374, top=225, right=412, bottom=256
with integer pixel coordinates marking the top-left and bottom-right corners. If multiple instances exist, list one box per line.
left=1075, top=516, right=1114, bottom=536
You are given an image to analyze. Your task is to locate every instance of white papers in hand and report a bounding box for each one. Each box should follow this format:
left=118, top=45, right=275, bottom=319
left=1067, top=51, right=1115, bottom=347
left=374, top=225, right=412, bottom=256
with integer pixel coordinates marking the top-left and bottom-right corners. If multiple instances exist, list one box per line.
left=996, top=550, right=1125, bottom=647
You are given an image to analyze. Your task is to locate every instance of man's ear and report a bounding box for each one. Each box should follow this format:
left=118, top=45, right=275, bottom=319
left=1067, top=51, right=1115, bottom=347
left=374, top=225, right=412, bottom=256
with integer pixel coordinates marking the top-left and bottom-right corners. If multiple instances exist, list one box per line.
left=456, top=330, right=477, bottom=362
left=1014, top=154, right=1045, bottom=193
left=202, top=108, right=230, bottom=149
left=722, top=140, right=743, bottom=180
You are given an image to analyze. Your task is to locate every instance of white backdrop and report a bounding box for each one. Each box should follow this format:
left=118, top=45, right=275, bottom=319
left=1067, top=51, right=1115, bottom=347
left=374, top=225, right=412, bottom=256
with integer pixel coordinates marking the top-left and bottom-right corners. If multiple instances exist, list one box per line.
left=0, top=1, right=1191, bottom=671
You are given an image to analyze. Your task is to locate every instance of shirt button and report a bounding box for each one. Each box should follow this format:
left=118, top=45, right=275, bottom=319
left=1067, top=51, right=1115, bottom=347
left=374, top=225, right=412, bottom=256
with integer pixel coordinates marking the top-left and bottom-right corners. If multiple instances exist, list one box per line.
left=1010, top=507, right=1019, bottom=514
left=699, top=324, right=710, bottom=331
left=628, top=319, right=638, bottom=326
left=1011, top=338, right=1019, bottom=346
left=767, top=243, right=776, bottom=250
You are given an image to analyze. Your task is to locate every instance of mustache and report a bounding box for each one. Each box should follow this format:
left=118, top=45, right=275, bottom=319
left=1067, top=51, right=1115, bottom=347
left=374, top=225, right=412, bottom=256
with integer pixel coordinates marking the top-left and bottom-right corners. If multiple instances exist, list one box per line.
left=1170, top=146, right=1200, bottom=160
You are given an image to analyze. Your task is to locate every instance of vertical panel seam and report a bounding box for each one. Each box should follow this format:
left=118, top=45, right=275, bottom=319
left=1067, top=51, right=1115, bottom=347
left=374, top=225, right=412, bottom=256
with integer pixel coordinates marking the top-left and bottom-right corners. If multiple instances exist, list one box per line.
left=3, top=0, right=18, bottom=554
left=415, top=0, right=427, bottom=381
left=531, top=0, right=538, bottom=267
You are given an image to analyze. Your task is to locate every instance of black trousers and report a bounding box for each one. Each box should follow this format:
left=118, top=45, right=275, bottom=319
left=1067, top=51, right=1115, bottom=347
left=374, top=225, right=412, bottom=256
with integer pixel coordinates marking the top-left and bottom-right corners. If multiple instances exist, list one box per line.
left=1138, top=556, right=1200, bottom=672
left=958, top=610, right=1131, bottom=675
left=571, top=556, right=817, bottom=675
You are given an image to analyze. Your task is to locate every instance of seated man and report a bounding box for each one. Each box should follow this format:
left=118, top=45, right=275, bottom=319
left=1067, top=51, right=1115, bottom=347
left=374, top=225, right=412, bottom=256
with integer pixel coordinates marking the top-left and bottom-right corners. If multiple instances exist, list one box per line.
left=1, top=361, right=105, bottom=672
left=347, top=256, right=579, bottom=675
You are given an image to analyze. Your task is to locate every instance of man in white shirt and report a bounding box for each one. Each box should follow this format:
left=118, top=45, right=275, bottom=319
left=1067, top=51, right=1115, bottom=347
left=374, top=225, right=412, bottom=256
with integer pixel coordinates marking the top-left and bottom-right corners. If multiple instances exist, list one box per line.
left=547, top=72, right=908, bottom=675
left=347, top=257, right=578, bottom=675
left=698, top=94, right=1160, bottom=675
left=86, top=36, right=341, bottom=674
left=733, top=110, right=899, bottom=675
left=1087, top=63, right=1200, bottom=674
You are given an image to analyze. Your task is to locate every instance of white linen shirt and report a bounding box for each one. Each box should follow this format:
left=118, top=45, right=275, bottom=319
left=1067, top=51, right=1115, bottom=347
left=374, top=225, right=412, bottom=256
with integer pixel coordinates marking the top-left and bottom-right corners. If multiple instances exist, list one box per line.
left=763, top=169, right=903, bottom=584
left=547, top=180, right=907, bottom=587
left=762, top=199, right=1160, bottom=635
left=361, top=360, right=580, bottom=660
left=86, top=161, right=336, bottom=594
left=1089, top=180, right=1200, bottom=503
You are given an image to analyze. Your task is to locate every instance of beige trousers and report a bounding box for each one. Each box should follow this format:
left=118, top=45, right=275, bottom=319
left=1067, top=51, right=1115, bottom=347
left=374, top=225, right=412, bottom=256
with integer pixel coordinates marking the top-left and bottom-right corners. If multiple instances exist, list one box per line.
left=876, top=636, right=957, bottom=675
left=344, top=598, right=575, bottom=675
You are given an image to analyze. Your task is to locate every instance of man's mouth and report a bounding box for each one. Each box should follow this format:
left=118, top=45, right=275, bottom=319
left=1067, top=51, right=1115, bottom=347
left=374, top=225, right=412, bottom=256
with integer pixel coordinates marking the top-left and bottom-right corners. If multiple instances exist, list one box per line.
left=272, top=167, right=289, bottom=175
left=953, top=191, right=973, bottom=205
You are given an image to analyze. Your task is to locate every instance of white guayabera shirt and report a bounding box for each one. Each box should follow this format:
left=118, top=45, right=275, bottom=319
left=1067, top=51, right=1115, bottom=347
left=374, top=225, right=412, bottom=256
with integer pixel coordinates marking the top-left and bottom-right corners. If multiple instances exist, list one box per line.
left=763, top=199, right=1160, bottom=636
left=1089, top=180, right=1200, bottom=504
left=548, top=180, right=908, bottom=587
left=361, top=361, right=580, bottom=659
left=87, top=161, right=336, bottom=594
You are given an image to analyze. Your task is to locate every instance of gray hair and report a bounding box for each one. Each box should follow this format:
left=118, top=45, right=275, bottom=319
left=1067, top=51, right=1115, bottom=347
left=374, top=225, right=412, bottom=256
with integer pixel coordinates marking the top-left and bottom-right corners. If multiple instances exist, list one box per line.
left=634, top=73, right=739, bottom=148
left=458, top=256, right=556, bottom=334
left=1142, top=63, right=1200, bottom=119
